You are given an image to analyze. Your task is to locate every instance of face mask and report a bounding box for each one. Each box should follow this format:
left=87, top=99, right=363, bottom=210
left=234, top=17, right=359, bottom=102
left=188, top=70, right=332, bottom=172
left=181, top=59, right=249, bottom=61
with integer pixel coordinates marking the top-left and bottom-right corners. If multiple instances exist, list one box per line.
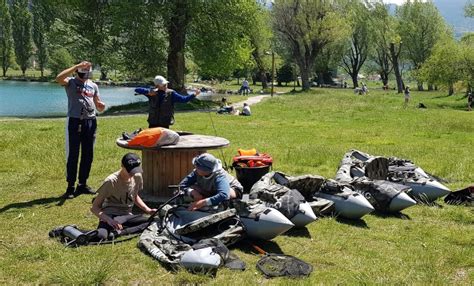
left=77, top=72, right=91, bottom=80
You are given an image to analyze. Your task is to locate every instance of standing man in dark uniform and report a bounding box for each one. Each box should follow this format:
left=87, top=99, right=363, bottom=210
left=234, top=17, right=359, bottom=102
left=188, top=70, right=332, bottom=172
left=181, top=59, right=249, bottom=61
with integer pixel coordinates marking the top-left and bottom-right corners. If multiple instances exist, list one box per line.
left=134, top=75, right=199, bottom=128
left=56, top=61, right=106, bottom=199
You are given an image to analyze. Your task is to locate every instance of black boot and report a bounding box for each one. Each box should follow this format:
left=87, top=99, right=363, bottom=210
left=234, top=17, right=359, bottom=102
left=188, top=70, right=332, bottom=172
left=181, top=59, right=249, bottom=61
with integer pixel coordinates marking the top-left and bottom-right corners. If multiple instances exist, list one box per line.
left=74, top=184, right=96, bottom=196
left=62, top=186, right=75, bottom=199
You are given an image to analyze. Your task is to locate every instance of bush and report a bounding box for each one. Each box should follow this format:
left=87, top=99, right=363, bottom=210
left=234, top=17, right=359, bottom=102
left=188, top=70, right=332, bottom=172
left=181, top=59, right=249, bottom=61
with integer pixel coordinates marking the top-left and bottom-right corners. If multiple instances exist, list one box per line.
left=48, top=48, right=73, bottom=76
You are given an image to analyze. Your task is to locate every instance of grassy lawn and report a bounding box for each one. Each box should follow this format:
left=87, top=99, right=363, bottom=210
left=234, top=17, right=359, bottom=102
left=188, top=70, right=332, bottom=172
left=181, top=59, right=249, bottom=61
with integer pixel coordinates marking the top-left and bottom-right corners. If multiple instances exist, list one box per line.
left=0, top=88, right=472, bottom=284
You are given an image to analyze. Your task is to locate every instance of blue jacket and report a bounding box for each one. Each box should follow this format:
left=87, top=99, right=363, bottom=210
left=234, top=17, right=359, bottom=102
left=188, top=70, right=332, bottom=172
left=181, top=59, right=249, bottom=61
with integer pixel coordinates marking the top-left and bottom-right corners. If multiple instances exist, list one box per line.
left=180, top=169, right=232, bottom=206
left=134, top=88, right=195, bottom=126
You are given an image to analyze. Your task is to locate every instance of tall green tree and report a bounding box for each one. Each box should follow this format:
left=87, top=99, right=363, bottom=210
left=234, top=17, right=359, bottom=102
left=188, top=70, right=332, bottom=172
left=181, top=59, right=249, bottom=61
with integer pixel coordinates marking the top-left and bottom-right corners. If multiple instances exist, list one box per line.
left=272, top=0, right=348, bottom=90
left=0, top=1, right=14, bottom=76
left=396, top=0, right=447, bottom=90
left=60, top=0, right=114, bottom=80
left=149, top=0, right=260, bottom=92
left=247, top=4, right=272, bottom=89
left=32, top=0, right=49, bottom=77
left=418, top=36, right=462, bottom=95
left=341, top=0, right=373, bottom=88
left=369, top=1, right=395, bottom=87
left=189, top=1, right=256, bottom=81
left=11, top=0, right=33, bottom=76
left=109, top=1, right=167, bottom=80
left=459, top=33, right=474, bottom=92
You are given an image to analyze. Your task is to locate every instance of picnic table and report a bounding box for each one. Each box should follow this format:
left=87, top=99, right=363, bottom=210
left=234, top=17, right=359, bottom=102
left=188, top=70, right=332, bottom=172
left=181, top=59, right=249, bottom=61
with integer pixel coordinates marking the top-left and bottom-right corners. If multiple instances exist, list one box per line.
left=116, top=133, right=229, bottom=202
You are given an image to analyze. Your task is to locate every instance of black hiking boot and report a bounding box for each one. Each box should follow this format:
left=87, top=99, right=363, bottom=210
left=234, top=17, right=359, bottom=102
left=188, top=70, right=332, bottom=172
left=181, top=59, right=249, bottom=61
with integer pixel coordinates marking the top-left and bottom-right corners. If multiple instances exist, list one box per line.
left=74, top=184, right=96, bottom=196
left=62, top=186, right=75, bottom=199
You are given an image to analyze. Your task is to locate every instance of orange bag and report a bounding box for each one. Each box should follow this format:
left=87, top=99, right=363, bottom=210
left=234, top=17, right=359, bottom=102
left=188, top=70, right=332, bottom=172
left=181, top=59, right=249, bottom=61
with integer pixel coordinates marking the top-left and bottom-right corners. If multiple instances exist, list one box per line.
left=128, top=128, right=179, bottom=148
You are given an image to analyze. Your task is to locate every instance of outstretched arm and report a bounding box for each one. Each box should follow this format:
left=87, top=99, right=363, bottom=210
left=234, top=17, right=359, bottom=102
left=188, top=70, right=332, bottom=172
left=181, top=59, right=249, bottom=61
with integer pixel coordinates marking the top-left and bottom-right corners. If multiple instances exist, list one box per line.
left=56, top=61, right=90, bottom=86
left=172, top=89, right=200, bottom=103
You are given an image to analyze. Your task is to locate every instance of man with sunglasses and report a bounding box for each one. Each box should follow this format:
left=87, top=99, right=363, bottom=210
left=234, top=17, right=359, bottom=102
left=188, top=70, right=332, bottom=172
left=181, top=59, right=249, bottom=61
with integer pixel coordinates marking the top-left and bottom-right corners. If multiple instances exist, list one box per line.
left=56, top=61, right=106, bottom=199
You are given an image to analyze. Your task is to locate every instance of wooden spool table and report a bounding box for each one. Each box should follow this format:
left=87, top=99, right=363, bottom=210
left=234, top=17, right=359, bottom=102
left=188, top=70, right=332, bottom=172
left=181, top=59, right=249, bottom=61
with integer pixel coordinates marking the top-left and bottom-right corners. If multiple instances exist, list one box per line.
left=116, top=134, right=229, bottom=202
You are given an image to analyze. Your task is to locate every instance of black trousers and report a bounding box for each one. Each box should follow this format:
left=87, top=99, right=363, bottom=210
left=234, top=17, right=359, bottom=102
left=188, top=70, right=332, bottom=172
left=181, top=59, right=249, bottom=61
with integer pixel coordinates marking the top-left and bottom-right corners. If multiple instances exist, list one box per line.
left=66, top=117, right=97, bottom=186
left=96, top=214, right=149, bottom=239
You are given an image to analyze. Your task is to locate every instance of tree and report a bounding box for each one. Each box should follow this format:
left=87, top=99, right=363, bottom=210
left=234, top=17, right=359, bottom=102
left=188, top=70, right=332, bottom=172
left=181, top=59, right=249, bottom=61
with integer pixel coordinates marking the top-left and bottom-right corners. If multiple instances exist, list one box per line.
left=389, top=40, right=404, bottom=93
left=69, top=0, right=117, bottom=80
left=369, top=1, right=395, bottom=87
left=272, top=0, right=348, bottom=90
left=465, top=2, right=474, bottom=17
left=109, top=1, right=167, bottom=80
left=247, top=4, right=272, bottom=89
left=396, top=0, right=447, bottom=90
left=0, top=1, right=14, bottom=76
left=418, top=36, right=462, bottom=95
left=11, top=0, right=33, bottom=76
left=32, top=0, right=49, bottom=77
left=150, top=0, right=260, bottom=92
left=459, top=33, right=474, bottom=92
left=276, top=62, right=295, bottom=86
left=188, top=1, right=256, bottom=82
left=341, top=0, right=373, bottom=88
left=48, top=47, right=74, bottom=76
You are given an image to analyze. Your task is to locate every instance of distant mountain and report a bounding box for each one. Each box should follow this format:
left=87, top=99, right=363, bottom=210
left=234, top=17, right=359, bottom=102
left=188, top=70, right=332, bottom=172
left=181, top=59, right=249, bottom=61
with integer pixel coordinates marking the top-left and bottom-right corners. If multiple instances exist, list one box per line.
left=387, top=0, right=473, bottom=38
left=433, top=0, right=473, bottom=37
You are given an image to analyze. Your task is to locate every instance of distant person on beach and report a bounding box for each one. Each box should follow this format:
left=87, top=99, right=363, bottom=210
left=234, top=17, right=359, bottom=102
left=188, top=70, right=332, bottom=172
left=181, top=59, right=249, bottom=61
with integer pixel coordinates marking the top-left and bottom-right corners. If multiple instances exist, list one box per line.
left=134, top=75, right=199, bottom=128
left=217, top=97, right=234, bottom=114
left=240, top=103, right=251, bottom=116
left=56, top=61, right=106, bottom=199
left=404, top=86, right=410, bottom=107
left=240, top=79, right=250, bottom=96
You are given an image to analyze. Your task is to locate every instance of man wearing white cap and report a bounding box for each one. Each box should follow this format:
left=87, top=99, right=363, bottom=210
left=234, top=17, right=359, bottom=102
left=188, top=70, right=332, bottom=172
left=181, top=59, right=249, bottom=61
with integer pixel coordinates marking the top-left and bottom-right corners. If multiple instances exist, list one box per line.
left=135, top=75, right=199, bottom=128
left=56, top=61, right=106, bottom=199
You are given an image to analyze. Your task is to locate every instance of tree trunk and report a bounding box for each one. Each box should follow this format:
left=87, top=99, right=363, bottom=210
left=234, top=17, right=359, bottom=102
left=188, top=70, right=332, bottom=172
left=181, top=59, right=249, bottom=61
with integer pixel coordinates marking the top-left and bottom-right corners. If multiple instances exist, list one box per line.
left=417, top=82, right=424, bottom=91
left=381, top=73, right=388, bottom=87
left=251, top=49, right=268, bottom=89
left=167, top=0, right=190, bottom=94
left=300, top=68, right=311, bottom=91
left=427, top=84, right=433, bottom=91
left=351, top=74, right=358, bottom=89
left=389, top=43, right=403, bottom=94
left=448, top=84, right=454, bottom=96
left=100, top=70, right=107, bottom=81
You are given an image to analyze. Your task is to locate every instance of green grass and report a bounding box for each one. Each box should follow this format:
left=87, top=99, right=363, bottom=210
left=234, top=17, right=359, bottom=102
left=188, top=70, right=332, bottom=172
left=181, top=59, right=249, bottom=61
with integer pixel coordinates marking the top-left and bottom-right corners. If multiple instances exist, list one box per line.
left=0, top=88, right=473, bottom=284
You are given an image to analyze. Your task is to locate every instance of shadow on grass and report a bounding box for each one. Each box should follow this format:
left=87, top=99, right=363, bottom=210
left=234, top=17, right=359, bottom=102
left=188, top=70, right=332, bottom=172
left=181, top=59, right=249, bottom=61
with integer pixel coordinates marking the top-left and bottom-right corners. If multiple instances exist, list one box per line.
left=0, top=196, right=66, bottom=213
left=335, top=217, right=369, bottom=228
left=281, top=226, right=311, bottom=238
left=233, top=239, right=284, bottom=255
left=371, top=211, right=412, bottom=220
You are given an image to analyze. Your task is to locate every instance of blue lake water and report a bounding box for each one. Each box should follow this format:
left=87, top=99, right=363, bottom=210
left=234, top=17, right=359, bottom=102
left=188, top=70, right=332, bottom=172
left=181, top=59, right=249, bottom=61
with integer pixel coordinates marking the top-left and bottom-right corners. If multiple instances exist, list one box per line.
left=0, top=80, right=146, bottom=117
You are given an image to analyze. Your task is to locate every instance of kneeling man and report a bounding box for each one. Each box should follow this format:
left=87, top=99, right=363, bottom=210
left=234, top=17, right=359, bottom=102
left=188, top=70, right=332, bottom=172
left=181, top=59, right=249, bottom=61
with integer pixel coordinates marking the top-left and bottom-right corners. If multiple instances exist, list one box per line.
left=180, top=153, right=243, bottom=211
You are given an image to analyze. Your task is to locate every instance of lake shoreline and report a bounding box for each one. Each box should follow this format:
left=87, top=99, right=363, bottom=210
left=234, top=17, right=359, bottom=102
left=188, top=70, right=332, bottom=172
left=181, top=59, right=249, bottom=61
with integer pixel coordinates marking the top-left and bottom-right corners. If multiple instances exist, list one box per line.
left=1, top=76, right=150, bottom=87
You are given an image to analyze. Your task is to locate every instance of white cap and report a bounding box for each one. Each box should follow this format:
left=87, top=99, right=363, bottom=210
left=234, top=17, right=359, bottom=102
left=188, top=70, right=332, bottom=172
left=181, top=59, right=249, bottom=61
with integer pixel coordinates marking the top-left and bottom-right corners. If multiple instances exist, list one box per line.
left=153, top=75, right=169, bottom=86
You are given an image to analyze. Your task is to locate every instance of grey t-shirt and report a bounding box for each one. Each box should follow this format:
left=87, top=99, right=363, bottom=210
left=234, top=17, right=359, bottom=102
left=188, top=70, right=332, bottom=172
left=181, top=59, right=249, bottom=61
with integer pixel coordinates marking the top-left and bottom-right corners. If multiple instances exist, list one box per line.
left=65, top=77, right=99, bottom=119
